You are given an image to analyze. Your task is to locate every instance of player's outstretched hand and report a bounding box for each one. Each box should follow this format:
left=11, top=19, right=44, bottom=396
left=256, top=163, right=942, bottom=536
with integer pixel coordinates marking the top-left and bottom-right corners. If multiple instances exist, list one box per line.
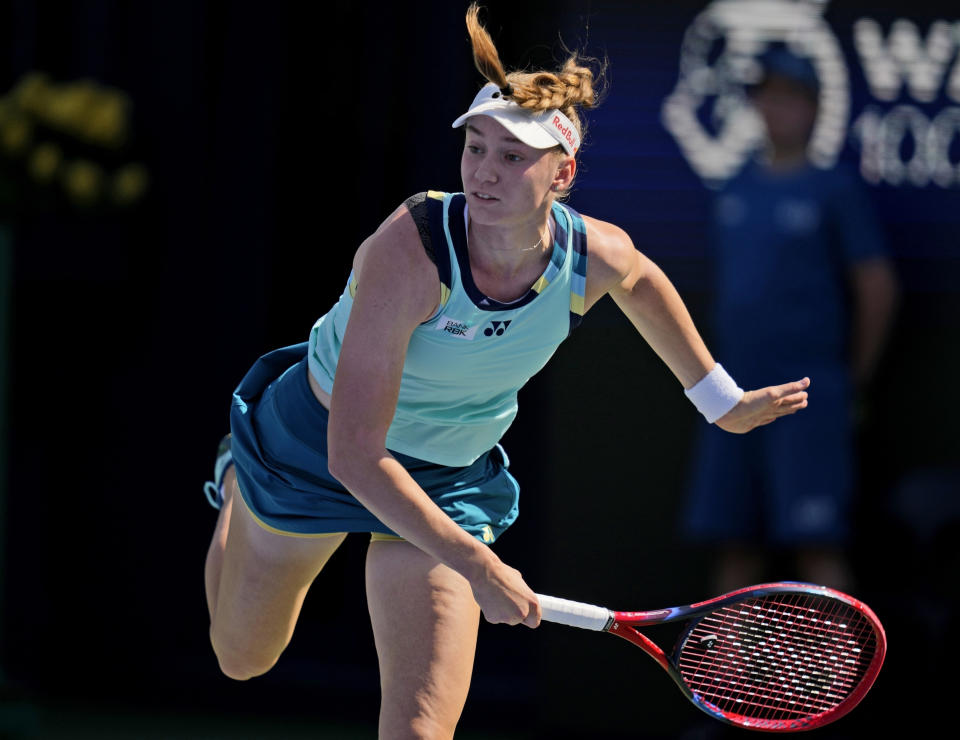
left=715, top=377, right=810, bottom=434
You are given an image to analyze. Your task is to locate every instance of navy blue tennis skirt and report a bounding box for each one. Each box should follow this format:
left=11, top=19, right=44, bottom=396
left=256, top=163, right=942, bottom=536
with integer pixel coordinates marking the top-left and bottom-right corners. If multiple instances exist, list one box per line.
left=229, top=343, right=520, bottom=543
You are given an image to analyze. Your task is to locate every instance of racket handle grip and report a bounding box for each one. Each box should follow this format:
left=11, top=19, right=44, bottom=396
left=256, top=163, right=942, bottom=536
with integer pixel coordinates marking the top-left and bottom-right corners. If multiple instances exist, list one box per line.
left=536, top=594, right=613, bottom=632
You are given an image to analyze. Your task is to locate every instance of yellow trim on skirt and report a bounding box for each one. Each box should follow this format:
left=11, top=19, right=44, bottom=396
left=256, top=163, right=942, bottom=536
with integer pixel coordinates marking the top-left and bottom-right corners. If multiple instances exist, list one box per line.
left=240, top=493, right=405, bottom=542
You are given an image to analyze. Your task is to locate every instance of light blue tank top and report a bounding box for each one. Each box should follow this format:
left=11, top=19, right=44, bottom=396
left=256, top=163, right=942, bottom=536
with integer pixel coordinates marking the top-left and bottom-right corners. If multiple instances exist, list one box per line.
left=308, top=191, right=588, bottom=466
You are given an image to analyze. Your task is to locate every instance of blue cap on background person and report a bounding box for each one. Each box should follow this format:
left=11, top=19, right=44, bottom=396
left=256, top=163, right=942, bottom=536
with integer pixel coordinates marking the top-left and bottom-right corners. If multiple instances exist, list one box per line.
left=750, top=43, right=820, bottom=97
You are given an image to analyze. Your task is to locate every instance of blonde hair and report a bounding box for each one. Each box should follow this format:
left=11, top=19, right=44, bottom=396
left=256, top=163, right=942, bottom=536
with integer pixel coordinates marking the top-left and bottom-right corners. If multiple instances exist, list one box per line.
left=464, top=3, right=604, bottom=157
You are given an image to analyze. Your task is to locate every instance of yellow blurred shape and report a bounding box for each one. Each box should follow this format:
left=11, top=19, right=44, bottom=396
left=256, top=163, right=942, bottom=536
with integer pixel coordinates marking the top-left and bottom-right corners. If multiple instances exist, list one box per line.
left=0, top=115, right=32, bottom=156
left=63, top=159, right=103, bottom=207
left=82, top=90, right=129, bottom=148
left=12, top=72, right=51, bottom=116
left=28, top=142, right=62, bottom=183
left=45, top=80, right=97, bottom=132
left=110, top=163, right=149, bottom=205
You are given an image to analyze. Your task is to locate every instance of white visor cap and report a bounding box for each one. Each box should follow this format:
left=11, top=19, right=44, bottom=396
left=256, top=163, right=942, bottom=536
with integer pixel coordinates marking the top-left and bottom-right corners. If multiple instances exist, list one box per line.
left=451, top=83, right=580, bottom=155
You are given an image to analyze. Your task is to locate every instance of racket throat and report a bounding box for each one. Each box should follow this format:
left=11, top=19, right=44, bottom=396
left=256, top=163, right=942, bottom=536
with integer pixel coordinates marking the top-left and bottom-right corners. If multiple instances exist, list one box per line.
left=609, top=621, right=672, bottom=673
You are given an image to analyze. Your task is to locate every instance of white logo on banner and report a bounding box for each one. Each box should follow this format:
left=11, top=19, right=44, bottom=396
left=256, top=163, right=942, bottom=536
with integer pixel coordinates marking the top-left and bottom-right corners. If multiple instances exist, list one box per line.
left=662, top=0, right=960, bottom=188
left=852, top=18, right=960, bottom=186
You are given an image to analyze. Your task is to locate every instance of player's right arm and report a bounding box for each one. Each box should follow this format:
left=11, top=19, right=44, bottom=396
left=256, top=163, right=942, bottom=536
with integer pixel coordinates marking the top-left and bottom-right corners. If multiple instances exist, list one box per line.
left=325, top=203, right=540, bottom=628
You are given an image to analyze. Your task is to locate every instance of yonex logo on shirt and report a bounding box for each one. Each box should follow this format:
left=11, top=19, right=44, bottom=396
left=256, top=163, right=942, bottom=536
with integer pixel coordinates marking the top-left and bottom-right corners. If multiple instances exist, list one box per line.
left=484, top=320, right=512, bottom=337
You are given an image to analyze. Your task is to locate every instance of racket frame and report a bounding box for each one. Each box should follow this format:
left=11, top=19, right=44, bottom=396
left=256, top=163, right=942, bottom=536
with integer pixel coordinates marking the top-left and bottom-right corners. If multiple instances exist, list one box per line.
left=539, top=581, right=886, bottom=733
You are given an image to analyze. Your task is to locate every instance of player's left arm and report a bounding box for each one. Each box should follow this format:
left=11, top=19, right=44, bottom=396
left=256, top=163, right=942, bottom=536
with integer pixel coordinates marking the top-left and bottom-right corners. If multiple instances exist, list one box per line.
left=582, top=216, right=808, bottom=433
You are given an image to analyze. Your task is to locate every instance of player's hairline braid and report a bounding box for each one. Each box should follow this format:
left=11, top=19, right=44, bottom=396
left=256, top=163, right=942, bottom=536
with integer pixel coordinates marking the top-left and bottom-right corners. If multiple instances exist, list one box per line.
left=464, top=3, right=606, bottom=150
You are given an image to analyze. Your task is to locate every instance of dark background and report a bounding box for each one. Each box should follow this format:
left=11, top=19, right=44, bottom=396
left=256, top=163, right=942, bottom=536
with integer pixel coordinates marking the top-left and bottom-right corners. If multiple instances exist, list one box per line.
left=1, top=1, right=957, bottom=737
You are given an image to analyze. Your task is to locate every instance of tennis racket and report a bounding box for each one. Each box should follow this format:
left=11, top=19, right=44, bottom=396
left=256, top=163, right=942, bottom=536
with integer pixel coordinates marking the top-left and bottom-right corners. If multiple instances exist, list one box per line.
left=535, top=582, right=885, bottom=732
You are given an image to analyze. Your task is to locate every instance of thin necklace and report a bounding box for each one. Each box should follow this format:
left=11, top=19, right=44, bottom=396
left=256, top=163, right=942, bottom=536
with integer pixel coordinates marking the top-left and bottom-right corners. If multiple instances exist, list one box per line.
left=465, top=211, right=553, bottom=254
left=518, top=216, right=555, bottom=252
left=517, top=229, right=546, bottom=252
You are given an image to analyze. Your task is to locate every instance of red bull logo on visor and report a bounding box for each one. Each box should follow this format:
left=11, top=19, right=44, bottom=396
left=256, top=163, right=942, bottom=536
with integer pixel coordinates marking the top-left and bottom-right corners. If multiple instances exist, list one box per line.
left=552, top=114, right=580, bottom=152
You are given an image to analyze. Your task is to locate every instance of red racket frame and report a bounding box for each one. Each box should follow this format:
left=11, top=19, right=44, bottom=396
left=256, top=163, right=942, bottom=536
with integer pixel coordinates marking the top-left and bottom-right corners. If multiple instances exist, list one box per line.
left=605, top=582, right=886, bottom=732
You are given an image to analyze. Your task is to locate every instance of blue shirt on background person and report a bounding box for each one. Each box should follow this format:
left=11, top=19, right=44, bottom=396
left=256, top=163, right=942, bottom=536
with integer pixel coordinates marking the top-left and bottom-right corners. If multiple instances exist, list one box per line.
left=711, top=160, right=887, bottom=388
left=682, top=43, right=899, bottom=595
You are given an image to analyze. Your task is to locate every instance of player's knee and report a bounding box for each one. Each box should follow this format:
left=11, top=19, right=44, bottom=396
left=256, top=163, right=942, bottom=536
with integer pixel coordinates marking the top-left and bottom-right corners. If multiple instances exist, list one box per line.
left=210, top=629, right=279, bottom=681
left=214, top=647, right=278, bottom=682
left=383, top=715, right=456, bottom=740
left=409, top=715, right=457, bottom=740
left=380, top=694, right=460, bottom=740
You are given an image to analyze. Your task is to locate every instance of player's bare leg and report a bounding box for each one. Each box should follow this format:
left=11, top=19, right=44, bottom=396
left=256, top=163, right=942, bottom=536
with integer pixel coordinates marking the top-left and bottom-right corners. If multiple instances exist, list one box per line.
left=366, top=539, right=480, bottom=740
left=205, top=470, right=346, bottom=680
left=205, top=464, right=237, bottom=619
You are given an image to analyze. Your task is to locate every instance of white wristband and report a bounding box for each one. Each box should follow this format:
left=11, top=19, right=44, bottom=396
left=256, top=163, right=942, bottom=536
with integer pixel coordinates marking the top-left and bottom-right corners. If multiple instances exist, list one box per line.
left=684, top=363, right=744, bottom=423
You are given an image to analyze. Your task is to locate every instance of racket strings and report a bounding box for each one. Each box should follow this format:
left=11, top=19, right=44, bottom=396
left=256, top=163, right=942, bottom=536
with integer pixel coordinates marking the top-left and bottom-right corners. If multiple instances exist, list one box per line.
left=675, top=593, right=879, bottom=724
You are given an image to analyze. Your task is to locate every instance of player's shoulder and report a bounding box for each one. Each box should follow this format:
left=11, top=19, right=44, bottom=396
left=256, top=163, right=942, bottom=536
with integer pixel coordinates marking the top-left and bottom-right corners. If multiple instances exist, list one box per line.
left=579, top=213, right=637, bottom=280
left=364, top=192, right=442, bottom=252
left=581, top=215, right=633, bottom=258
left=579, top=213, right=632, bottom=251
left=354, top=194, right=439, bottom=284
left=402, top=190, right=447, bottom=214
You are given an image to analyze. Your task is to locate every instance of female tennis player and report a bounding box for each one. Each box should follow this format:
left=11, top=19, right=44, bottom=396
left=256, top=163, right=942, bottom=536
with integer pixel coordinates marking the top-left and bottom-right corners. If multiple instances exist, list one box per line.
left=203, top=5, right=810, bottom=738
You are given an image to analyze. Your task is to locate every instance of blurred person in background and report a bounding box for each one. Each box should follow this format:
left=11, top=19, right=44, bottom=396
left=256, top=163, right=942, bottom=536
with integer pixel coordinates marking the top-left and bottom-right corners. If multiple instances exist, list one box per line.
left=684, top=44, right=899, bottom=595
